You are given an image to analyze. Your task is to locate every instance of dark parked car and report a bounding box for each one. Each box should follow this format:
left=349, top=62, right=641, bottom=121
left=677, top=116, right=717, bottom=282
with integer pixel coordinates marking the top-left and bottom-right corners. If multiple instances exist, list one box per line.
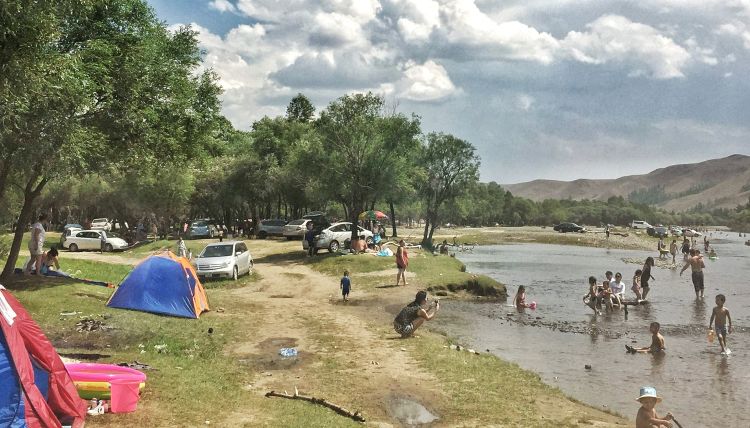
left=646, top=226, right=668, bottom=238
left=553, top=223, right=586, bottom=233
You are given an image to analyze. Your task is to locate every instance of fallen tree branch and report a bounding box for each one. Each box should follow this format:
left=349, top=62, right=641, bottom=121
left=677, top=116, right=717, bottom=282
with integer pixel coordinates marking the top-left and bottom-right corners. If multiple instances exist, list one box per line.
left=265, top=390, right=366, bottom=423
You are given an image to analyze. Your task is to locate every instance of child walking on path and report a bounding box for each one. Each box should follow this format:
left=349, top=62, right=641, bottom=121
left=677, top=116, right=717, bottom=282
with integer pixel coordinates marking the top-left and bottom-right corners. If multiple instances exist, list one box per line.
left=340, top=270, right=351, bottom=302
left=709, top=294, right=733, bottom=355
left=626, top=322, right=665, bottom=354
left=635, top=386, right=674, bottom=428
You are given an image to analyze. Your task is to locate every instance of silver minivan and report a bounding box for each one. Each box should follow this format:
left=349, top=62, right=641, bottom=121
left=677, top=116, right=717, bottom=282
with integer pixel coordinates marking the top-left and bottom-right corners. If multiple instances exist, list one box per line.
left=195, top=241, right=253, bottom=281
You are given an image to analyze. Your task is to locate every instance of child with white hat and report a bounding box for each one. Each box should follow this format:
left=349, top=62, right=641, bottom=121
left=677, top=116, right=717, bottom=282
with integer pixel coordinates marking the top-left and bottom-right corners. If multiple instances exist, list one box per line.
left=636, top=386, right=674, bottom=428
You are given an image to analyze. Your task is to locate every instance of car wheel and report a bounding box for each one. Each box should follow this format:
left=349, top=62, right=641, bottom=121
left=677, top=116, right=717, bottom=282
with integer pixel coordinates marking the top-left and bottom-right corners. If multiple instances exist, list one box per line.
left=286, top=236, right=295, bottom=241
left=329, top=240, right=340, bottom=252
left=258, top=231, right=268, bottom=239
left=68, top=243, right=78, bottom=252
left=105, top=243, right=113, bottom=252
left=232, top=266, right=238, bottom=281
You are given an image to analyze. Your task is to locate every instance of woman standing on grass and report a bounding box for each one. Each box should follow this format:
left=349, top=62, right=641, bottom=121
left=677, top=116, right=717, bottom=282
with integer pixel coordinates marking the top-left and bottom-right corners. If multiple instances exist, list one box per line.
left=395, top=239, right=409, bottom=286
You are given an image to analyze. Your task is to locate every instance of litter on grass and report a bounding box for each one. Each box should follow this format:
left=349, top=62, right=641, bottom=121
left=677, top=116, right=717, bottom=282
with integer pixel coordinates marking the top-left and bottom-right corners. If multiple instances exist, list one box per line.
left=279, top=348, right=298, bottom=358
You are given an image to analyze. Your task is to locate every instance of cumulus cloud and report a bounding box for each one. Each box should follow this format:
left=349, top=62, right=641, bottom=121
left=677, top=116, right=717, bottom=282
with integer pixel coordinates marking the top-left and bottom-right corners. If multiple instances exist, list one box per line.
left=160, top=0, right=750, bottom=183
left=209, top=0, right=237, bottom=13
left=394, top=60, right=458, bottom=101
left=437, top=0, right=560, bottom=63
left=562, top=15, right=691, bottom=79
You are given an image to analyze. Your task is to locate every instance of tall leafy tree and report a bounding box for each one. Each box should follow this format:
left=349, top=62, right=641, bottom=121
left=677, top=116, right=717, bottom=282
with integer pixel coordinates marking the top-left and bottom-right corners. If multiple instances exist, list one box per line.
left=419, top=133, right=480, bottom=247
left=0, top=0, right=223, bottom=279
left=315, top=92, right=421, bottom=243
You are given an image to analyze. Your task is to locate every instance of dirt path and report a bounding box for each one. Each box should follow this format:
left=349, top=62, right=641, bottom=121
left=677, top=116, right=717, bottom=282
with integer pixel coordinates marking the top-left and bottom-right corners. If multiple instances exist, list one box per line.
left=210, top=243, right=628, bottom=427
left=221, top=256, right=442, bottom=426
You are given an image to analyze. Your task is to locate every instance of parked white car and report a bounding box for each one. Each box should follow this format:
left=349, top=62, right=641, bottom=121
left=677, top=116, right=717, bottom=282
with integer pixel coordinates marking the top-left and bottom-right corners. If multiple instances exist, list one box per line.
left=283, top=219, right=310, bottom=240
left=64, top=230, right=129, bottom=252
left=90, top=218, right=112, bottom=231
left=195, top=241, right=253, bottom=281
left=631, top=220, right=652, bottom=229
left=311, top=222, right=373, bottom=252
left=682, top=228, right=702, bottom=237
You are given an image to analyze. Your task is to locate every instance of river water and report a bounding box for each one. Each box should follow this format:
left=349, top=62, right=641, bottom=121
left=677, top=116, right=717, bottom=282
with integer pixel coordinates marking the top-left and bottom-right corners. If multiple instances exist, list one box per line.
left=433, top=232, right=750, bottom=426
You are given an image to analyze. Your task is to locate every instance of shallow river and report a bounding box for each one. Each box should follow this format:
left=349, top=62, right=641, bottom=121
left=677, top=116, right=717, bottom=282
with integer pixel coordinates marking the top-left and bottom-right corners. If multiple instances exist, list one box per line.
left=433, top=233, right=750, bottom=426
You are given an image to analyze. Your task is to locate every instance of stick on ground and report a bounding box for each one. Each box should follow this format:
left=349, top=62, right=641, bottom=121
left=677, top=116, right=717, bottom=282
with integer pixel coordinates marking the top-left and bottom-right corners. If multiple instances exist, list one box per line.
left=265, top=390, right=366, bottom=423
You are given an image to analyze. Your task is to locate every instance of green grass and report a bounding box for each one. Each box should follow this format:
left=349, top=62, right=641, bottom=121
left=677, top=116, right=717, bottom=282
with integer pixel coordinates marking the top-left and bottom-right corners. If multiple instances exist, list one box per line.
left=305, top=249, right=507, bottom=297
left=408, top=334, right=599, bottom=427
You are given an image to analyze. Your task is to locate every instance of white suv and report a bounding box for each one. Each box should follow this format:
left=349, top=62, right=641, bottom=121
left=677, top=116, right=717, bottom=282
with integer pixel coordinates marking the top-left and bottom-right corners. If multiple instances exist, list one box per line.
left=631, top=220, right=652, bottom=229
left=90, top=218, right=112, bottom=231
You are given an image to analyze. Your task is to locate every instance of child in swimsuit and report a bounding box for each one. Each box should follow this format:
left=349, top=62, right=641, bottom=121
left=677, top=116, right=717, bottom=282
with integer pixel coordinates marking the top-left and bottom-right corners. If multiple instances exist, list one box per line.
left=709, top=294, right=733, bottom=355
left=626, top=322, right=665, bottom=354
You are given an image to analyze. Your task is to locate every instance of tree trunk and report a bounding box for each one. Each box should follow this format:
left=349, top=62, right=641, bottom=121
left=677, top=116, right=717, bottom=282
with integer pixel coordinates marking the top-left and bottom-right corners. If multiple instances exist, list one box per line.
left=0, top=154, right=14, bottom=204
left=388, top=200, right=397, bottom=238
left=421, top=216, right=430, bottom=247
left=1, top=174, right=49, bottom=281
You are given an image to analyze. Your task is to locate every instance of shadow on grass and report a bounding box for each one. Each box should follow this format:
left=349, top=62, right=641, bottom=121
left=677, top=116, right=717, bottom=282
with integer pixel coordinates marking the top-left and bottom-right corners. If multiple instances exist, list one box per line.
left=375, top=284, right=400, bottom=289
left=253, top=251, right=313, bottom=265
left=2, top=274, right=78, bottom=291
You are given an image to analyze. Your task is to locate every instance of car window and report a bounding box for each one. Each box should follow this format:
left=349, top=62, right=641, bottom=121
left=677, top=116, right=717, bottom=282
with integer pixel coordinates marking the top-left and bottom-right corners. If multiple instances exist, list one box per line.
left=342, top=223, right=352, bottom=232
left=192, top=221, right=207, bottom=227
left=93, top=218, right=107, bottom=223
left=330, top=224, right=345, bottom=232
left=288, top=220, right=305, bottom=226
left=201, top=245, right=234, bottom=257
left=75, top=232, right=86, bottom=238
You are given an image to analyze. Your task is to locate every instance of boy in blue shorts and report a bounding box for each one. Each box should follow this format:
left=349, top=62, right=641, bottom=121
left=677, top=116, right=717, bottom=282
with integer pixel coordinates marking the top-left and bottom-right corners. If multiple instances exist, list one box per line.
left=340, top=270, right=351, bottom=301
left=709, top=294, right=733, bottom=355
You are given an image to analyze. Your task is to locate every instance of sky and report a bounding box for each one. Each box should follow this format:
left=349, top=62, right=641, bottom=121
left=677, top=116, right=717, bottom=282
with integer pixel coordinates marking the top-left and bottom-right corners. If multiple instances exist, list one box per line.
left=148, top=0, right=750, bottom=183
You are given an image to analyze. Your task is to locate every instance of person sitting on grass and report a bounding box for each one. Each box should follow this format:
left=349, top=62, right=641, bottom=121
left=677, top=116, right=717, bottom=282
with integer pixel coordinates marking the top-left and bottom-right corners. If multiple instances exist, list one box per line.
left=393, top=290, right=439, bottom=338
left=626, top=322, right=665, bottom=354
left=635, top=386, right=674, bottom=428
left=40, top=247, right=61, bottom=274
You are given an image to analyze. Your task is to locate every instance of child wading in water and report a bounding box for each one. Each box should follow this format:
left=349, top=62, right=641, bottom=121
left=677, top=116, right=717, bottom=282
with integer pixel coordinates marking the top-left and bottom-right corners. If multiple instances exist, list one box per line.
left=635, top=386, right=674, bottom=428
left=626, top=322, right=665, bottom=354
left=513, top=285, right=536, bottom=309
left=632, top=269, right=643, bottom=301
left=340, top=270, right=351, bottom=301
left=709, top=294, right=733, bottom=355
left=583, top=276, right=602, bottom=315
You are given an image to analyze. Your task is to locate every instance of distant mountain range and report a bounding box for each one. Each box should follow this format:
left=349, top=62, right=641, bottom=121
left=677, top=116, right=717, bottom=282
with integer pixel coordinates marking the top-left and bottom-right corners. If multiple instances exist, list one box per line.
left=504, top=154, right=750, bottom=212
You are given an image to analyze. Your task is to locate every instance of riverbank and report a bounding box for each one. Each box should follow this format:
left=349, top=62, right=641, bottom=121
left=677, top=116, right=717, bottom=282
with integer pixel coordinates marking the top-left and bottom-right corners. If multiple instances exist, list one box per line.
left=421, top=225, right=658, bottom=251
left=2, top=237, right=628, bottom=426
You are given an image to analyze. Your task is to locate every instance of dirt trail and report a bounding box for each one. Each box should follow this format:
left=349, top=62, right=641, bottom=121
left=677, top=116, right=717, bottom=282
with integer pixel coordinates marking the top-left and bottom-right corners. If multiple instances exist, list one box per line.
left=222, top=256, right=442, bottom=426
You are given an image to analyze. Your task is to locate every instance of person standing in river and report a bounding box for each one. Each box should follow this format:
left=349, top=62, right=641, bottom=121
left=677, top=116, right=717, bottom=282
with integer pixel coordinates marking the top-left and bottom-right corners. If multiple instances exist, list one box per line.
left=640, top=257, right=655, bottom=300
left=669, top=239, right=678, bottom=264
left=681, top=237, right=690, bottom=260
left=680, top=249, right=706, bottom=298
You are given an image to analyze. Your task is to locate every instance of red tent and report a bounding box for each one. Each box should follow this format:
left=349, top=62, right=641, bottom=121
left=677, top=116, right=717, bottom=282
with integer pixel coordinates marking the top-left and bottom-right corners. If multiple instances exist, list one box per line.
left=0, top=286, right=86, bottom=428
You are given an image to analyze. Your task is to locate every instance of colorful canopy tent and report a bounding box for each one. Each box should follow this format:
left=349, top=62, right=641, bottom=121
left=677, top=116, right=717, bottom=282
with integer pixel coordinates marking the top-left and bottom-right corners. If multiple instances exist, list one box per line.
left=106, top=253, right=209, bottom=318
left=0, top=286, right=87, bottom=428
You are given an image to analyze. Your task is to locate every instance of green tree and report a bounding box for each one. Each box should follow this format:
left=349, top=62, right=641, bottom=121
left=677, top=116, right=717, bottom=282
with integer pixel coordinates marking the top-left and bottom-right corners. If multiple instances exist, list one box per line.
left=418, top=133, right=480, bottom=247
left=315, top=92, right=400, bottom=243
left=286, top=93, right=315, bottom=123
left=0, top=0, right=223, bottom=279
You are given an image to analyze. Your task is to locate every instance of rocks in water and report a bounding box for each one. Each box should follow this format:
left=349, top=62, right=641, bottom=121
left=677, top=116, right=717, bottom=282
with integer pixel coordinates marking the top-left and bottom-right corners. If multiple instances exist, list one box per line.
left=585, top=364, right=592, bottom=370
